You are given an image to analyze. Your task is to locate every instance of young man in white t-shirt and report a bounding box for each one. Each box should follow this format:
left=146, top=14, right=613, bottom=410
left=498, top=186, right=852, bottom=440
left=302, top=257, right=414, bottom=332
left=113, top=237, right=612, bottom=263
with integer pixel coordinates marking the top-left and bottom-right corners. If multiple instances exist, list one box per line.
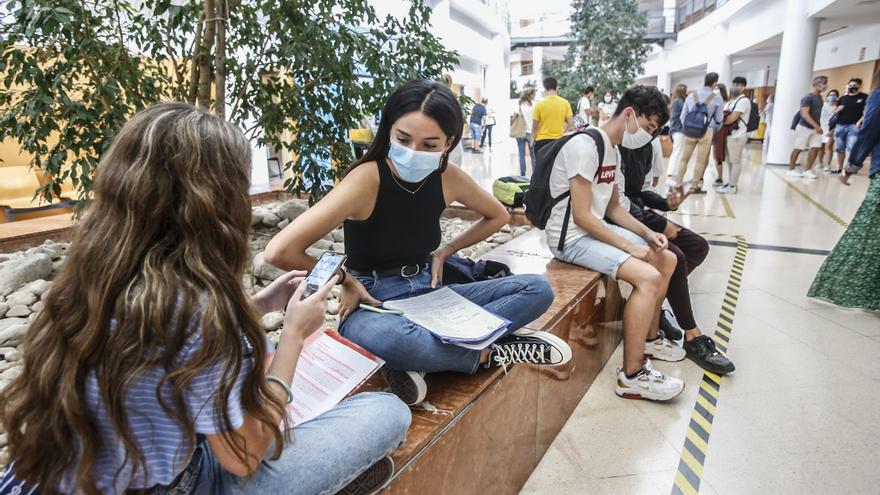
left=546, top=86, right=685, bottom=401
left=717, top=76, right=752, bottom=193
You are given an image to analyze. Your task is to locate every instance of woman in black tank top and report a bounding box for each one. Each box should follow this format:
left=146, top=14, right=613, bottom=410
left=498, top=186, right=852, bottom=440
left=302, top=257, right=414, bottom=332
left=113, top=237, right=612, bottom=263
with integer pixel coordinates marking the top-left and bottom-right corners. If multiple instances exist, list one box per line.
left=265, top=81, right=568, bottom=406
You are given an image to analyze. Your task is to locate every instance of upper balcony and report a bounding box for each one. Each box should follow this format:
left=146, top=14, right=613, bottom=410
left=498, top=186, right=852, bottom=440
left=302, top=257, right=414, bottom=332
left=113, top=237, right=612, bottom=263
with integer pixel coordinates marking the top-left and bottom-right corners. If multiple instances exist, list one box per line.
left=675, top=0, right=732, bottom=31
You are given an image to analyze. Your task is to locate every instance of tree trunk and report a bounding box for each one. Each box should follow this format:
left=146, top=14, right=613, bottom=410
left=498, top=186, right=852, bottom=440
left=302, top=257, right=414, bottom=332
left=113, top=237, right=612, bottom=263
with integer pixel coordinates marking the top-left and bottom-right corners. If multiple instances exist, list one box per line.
left=187, top=13, right=205, bottom=105
left=214, top=0, right=227, bottom=118
left=197, top=0, right=217, bottom=109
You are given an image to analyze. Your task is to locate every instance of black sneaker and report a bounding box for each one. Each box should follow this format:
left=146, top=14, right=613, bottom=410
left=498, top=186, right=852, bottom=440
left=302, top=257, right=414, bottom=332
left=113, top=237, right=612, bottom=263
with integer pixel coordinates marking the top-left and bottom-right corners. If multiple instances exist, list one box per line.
left=337, top=456, right=394, bottom=495
left=659, top=310, right=683, bottom=341
left=486, top=329, right=572, bottom=371
left=380, top=369, right=427, bottom=406
left=683, top=335, right=735, bottom=374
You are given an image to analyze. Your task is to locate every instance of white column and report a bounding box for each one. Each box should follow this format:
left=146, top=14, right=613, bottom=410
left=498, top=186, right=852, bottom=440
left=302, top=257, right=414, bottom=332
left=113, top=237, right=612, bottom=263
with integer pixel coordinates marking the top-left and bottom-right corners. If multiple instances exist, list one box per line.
left=706, top=23, right=731, bottom=85
left=766, top=0, right=820, bottom=165
left=532, top=46, right=544, bottom=89
left=656, top=44, right=672, bottom=94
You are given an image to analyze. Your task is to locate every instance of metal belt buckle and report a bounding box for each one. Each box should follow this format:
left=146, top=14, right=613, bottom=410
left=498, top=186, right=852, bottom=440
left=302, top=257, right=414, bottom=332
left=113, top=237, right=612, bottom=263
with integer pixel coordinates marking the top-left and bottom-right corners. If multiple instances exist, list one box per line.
left=400, top=264, right=421, bottom=278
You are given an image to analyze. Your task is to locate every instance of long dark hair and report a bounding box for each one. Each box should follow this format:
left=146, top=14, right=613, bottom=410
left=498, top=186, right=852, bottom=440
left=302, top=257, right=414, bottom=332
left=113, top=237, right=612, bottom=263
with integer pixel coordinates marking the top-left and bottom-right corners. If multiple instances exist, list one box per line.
left=0, top=103, right=287, bottom=494
left=349, top=80, right=463, bottom=174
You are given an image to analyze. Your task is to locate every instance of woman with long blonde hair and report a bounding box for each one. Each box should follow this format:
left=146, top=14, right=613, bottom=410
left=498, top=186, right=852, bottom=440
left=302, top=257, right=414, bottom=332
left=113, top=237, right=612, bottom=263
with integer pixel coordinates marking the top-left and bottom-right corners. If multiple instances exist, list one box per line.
left=0, top=103, right=409, bottom=495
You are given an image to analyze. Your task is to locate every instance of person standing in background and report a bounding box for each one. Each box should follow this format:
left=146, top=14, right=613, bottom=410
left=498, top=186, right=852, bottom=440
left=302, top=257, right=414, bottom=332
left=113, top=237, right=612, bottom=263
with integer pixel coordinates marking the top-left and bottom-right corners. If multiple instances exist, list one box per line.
left=531, top=77, right=573, bottom=154
left=598, top=91, right=618, bottom=127
left=787, top=75, right=827, bottom=179
left=676, top=72, right=724, bottom=193
left=468, top=98, right=488, bottom=153
left=810, top=86, right=880, bottom=310
left=820, top=89, right=839, bottom=172
left=576, top=86, right=595, bottom=130
left=665, top=84, right=688, bottom=186
left=480, top=103, right=497, bottom=149
left=717, top=76, right=752, bottom=194
left=711, top=83, right=731, bottom=189
left=833, top=78, right=868, bottom=174
left=515, top=87, right=537, bottom=176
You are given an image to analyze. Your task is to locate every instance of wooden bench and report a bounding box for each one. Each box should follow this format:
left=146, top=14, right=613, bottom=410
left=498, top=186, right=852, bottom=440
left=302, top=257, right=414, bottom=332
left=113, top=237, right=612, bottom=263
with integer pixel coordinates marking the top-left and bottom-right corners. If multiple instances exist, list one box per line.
left=362, top=229, right=625, bottom=494
left=0, top=165, right=73, bottom=223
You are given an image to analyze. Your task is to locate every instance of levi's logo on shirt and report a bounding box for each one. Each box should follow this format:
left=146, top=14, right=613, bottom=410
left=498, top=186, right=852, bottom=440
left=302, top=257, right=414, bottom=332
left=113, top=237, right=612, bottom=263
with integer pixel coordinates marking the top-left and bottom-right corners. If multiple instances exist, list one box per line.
left=597, top=165, right=616, bottom=184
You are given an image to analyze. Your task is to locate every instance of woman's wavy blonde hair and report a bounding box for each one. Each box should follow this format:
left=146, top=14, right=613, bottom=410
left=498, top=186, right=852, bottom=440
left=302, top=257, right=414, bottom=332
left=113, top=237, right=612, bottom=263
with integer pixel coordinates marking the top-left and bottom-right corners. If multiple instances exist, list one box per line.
left=0, top=102, right=287, bottom=494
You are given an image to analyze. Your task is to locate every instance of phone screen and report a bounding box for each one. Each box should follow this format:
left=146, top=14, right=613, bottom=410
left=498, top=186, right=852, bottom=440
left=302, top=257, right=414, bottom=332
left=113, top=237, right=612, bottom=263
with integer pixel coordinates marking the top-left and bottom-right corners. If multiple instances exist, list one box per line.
left=303, top=252, right=346, bottom=298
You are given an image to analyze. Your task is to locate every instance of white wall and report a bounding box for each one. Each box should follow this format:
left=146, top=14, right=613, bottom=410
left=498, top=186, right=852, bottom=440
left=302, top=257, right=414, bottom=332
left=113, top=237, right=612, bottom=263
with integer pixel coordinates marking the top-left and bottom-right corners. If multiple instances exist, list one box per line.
left=813, top=24, right=880, bottom=71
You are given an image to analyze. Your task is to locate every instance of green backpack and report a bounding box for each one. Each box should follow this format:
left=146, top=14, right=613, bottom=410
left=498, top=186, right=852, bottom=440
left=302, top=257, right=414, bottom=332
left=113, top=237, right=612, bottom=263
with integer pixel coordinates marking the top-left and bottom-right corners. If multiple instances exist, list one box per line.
left=492, top=176, right=531, bottom=207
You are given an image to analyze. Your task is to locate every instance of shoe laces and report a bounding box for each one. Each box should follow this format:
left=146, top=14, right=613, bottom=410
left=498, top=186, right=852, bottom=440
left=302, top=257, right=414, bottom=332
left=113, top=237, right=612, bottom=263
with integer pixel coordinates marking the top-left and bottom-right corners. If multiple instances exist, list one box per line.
left=695, top=336, right=720, bottom=356
left=491, top=342, right=548, bottom=373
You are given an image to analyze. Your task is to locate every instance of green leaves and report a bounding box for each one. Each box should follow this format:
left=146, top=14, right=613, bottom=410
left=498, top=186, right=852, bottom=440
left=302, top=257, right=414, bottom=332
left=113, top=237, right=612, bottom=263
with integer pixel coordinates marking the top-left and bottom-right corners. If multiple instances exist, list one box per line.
left=1, top=0, right=456, bottom=206
left=546, top=0, right=650, bottom=107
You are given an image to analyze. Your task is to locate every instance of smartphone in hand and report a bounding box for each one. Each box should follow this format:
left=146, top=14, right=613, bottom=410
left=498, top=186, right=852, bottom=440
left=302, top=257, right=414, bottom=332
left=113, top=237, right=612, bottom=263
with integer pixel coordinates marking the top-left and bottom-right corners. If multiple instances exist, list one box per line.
left=303, top=252, right=347, bottom=299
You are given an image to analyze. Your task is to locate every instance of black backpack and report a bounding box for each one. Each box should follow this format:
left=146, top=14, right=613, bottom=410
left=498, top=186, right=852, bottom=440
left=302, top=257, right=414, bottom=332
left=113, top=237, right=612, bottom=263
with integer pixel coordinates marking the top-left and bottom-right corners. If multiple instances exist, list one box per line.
left=735, top=96, right=760, bottom=133
left=523, top=128, right=605, bottom=252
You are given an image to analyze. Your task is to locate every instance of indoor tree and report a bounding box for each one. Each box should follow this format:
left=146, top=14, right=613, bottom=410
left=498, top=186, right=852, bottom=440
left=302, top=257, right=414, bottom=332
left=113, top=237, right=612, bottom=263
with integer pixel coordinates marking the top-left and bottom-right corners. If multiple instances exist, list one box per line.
left=0, top=0, right=459, bottom=204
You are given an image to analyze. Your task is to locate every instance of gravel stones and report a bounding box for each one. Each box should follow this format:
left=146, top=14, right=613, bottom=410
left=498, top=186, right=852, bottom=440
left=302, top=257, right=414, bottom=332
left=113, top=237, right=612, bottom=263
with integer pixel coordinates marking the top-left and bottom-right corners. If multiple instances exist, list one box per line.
left=252, top=252, right=287, bottom=281
left=0, top=254, right=53, bottom=295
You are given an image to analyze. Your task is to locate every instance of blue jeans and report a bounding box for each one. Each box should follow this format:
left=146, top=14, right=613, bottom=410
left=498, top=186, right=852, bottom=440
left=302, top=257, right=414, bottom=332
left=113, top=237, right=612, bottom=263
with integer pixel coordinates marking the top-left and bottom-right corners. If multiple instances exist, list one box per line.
left=193, top=392, right=410, bottom=495
left=516, top=133, right=537, bottom=175
left=835, top=123, right=859, bottom=153
left=339, top=271, right=554, bottom=373
left=469, top=123, right=482, bottom=146
left=0, top=393, right=409, bottom=495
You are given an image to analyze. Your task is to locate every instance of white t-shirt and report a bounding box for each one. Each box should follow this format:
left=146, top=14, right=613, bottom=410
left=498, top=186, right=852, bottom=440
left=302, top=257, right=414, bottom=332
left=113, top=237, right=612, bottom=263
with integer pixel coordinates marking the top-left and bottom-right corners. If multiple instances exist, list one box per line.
left=519, top=101, right=534, bottom=129
left=545, top=129, right=618, bottom=248
left=726, top=96, right=752, bottom=138
left=820, top=103, right=836, bottom=133
left=577, top=96, right=591, bottom=121
left=598, top=101, right=617, bottom=122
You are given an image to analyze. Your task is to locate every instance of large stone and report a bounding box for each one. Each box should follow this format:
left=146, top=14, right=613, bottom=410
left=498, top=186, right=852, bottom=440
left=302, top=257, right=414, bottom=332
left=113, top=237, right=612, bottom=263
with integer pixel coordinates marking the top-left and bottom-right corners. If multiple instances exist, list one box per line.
left=262, top=212, right=282, bottom=227
left=6, top=305, right=30, bottom=318
left=331, top=229, right=345, bottom=242
left=0, top=303, right=6, bottom=319
left=277, top=219, right=291, bottom=230
left=306, top=247, right=326, bottom=260
left=0, top=360, right=19, bottom=373
left=0, top=254, right=53, bottom=295
left=0, top=322, right=28, bottom=346
left=0, top=347, right=20, bottom=362
left=313, top=239, right=333, bottom=250
left=332, top=242, right=345, bottom=253
left=491, top=233, right=514, bottom=244
left=326, top=301, right=340, bottom=315
left=25, top=279, right=50, bottom=297
left=6, top=290, right=37, bottom=307
left=261, top=311, right=285, bottom=331
left=31, top=300, right=44, bottom=313
left=275, top=199, right=309, bottom=221
left=253, top=252, right=287, bottom=281
left=26, top=246, right=61, bottom=260
left=251, top=206, right=269, bottom=227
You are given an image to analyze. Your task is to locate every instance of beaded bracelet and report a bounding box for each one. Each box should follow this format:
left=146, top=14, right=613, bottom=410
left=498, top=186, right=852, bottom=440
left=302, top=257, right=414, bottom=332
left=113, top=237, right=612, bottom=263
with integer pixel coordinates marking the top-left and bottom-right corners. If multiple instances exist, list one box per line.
left=266, top=375, right=293, bottom=404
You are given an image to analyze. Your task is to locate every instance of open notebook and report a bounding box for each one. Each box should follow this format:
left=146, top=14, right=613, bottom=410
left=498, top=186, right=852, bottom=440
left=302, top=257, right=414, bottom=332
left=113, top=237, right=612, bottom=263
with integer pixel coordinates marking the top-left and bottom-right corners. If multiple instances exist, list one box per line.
left=382, top=287, right=511, bottom=350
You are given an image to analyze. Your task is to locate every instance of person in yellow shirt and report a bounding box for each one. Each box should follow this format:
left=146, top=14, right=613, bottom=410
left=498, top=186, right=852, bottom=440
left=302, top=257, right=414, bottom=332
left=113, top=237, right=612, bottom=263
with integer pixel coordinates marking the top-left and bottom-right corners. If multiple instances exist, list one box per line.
left=531, top=77, right=574, bottom=153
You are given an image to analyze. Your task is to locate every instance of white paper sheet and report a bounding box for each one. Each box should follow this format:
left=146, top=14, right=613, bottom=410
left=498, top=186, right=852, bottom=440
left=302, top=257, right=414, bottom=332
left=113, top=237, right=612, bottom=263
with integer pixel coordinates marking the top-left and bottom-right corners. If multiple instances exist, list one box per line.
left=286, top=330, right=383, bottom=427
left=383, top=287, right=510, bottom=342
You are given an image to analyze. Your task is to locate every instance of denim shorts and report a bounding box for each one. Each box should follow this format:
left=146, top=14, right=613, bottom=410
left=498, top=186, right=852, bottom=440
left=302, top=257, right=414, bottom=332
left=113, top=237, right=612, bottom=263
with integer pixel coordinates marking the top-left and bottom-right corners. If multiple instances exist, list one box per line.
left=551, top=223, right=647, bottom=279
left=835, top=123, right=859, bottom=153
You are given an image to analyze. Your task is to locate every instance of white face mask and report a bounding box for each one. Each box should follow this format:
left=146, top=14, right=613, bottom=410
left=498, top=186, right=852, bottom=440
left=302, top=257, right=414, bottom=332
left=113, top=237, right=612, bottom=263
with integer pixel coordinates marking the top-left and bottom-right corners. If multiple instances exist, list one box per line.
left=604, top=95, right=612, bottom=103
left=388, top=139, right=444, bottom=182
left=621, top=110, right=653, bottom=149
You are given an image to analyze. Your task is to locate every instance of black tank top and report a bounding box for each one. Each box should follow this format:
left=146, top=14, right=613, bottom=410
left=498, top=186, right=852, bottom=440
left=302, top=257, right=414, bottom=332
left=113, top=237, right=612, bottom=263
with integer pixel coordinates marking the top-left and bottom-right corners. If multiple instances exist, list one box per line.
left=343, top=159, right=446, bottom=271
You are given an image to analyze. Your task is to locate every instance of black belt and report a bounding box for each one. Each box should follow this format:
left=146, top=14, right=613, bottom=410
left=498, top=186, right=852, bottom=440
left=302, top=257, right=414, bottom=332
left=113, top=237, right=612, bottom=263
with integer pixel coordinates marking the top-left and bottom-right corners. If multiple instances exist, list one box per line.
left=348, top=262, right=429, bottom=279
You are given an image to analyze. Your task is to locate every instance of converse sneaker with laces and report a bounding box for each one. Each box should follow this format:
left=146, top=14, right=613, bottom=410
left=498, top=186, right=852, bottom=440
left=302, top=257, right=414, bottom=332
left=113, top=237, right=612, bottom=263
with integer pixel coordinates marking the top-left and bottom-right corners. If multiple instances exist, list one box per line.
left=381, top=369, right=427, bottom=406
left=337, top=456, right=395, bottom=495
left=683, top=335, right=735, bottom=374
left=615, top=359, right=684, bottom=401
left=802, top=169, right=819, bottom=180
left=486, top=329, right=572, bottom=372
left=644, top=336, right=686, bottom=362
left=785, top=169, right=803, bottom=178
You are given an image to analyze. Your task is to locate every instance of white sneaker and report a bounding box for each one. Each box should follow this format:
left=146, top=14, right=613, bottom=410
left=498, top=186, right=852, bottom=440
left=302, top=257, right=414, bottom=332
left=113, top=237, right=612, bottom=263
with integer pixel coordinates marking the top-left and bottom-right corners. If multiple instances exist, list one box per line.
left=802, top=170, right=819, bottom=180
left=381, top=369, right=427, bottom=406
left=720, top=184, right=738, bottom=194
left=615, top=359, right=684, bottom=401
left=823, top=165, right=831, bottom=172
left=785, top=169, right=803, bottom=178
left=644, top=336, right=686, bottom=362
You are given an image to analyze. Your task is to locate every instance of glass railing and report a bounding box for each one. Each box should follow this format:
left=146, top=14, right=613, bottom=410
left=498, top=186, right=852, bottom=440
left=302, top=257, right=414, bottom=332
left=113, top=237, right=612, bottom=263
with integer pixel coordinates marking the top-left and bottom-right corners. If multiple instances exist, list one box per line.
left=676, top=0, right=730, bottom=31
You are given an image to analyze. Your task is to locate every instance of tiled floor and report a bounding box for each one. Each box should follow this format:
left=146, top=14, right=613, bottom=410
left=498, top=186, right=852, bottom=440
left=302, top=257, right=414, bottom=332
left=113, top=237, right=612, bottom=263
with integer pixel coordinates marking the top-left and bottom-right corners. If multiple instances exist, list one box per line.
left=458, top=139, right=880, bottom=495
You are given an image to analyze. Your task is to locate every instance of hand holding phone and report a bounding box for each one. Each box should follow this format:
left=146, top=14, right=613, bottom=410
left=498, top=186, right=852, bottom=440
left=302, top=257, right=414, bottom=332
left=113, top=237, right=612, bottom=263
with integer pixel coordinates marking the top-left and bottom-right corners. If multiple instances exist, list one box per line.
left=303, top=252, right=347, bottom=299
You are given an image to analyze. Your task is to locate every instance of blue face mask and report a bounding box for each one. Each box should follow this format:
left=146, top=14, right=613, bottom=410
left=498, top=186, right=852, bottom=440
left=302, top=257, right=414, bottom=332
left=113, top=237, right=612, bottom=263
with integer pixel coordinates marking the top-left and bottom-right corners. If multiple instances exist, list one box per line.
left=388, top=139, right=444, bottom=182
